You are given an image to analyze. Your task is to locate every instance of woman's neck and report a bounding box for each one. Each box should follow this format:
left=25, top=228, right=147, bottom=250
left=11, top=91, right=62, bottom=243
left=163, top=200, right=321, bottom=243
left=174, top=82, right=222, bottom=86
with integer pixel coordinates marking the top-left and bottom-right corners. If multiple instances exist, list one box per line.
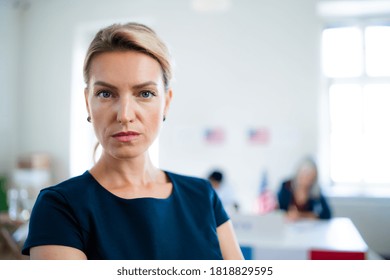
left=89, top=151, right=162, bottom=191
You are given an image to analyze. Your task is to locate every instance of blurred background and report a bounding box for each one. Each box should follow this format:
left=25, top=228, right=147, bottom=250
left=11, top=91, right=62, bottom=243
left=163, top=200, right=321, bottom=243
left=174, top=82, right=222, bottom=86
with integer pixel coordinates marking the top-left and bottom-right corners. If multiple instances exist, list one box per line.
left=1, top=0, right=390, bottom=259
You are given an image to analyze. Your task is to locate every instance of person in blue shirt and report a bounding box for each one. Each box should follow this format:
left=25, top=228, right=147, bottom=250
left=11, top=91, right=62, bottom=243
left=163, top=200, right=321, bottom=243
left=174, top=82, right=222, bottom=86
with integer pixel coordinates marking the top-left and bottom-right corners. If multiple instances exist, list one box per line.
left=277, top=157, right=332, bottom=221
left=22, top=22, right=243, bottom=260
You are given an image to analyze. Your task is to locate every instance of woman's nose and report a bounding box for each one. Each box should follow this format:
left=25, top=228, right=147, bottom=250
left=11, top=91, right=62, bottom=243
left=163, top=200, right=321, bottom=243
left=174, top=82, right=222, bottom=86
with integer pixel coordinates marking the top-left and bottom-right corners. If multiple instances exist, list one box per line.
left=117, top=97, right=136, bottom=124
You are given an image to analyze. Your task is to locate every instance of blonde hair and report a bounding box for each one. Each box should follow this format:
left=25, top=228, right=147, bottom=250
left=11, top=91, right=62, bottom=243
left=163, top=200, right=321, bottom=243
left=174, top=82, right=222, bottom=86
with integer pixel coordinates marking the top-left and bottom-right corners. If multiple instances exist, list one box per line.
left=293, top=157, right=320, bottom=198
left=83, top=22, right=172, bottom=91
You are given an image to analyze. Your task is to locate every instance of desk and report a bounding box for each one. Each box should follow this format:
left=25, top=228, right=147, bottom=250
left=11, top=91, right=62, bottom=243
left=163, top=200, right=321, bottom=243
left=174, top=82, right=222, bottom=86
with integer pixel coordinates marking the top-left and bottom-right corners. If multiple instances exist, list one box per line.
left=231, top=212, right=368, bottom=260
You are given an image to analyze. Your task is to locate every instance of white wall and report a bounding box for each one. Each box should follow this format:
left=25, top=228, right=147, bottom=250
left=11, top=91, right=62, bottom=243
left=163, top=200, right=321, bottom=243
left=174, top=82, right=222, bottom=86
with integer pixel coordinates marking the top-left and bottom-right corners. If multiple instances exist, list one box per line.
left=0, top=0, right=21, bottom=176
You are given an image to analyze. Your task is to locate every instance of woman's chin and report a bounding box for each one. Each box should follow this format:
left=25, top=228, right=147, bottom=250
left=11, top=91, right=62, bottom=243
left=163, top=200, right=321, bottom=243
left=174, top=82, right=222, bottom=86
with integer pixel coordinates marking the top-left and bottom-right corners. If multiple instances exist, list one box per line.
left=104, top=147, right=147, bottom=161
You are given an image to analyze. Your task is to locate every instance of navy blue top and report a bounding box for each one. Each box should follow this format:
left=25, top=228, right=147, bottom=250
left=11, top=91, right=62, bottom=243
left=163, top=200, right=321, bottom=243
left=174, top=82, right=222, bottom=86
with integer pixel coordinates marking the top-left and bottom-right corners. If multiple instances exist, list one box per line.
left=22, top=171, right=229, bottom=259
left=277, top=180, right=332, bottom=220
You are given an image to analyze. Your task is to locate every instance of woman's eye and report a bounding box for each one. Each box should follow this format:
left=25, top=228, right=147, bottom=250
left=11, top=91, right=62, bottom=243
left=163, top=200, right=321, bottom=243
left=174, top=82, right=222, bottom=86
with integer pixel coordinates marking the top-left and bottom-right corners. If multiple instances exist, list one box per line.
left=97, top=91, right=112, bottom=98
left=140, top=91, right=155, bottom=99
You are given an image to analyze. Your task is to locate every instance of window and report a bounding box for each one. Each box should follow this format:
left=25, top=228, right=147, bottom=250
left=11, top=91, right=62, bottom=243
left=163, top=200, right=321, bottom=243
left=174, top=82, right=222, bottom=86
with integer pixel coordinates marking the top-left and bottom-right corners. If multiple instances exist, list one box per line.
left=322, top=22, right=390, bottom=186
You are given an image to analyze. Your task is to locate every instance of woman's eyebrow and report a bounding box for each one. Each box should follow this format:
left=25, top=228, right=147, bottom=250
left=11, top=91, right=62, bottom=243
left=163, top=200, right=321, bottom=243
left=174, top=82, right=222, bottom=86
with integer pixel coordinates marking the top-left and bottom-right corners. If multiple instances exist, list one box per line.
left=132, top=81, right=158, bottom=90
left=93, top=81, right=158, bottom=90
left=93, top=80, right=118, bottom=90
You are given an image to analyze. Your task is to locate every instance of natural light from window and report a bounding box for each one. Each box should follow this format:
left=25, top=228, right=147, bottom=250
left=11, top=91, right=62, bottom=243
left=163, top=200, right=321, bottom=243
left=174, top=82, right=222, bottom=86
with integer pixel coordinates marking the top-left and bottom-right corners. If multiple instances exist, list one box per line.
left=365, top=26, right=390, bottom=77
left=322, top=27, right=363, bottom=78
left=323, top=24, right=390, bottom=186
left=329, top=84, right=363, bottom=183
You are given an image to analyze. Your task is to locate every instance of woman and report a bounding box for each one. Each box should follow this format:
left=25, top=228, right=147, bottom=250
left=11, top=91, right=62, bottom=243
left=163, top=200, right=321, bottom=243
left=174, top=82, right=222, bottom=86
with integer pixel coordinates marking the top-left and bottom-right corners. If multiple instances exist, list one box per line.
left=22, top=23, right=243, bottom=260
left=277, top=157, right=332, bottom=221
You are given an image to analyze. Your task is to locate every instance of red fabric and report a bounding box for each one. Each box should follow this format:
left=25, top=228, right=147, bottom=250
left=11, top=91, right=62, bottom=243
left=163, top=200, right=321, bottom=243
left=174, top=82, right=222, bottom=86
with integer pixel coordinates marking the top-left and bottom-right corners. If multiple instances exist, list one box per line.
left=310, top=249, right=366, bottom=260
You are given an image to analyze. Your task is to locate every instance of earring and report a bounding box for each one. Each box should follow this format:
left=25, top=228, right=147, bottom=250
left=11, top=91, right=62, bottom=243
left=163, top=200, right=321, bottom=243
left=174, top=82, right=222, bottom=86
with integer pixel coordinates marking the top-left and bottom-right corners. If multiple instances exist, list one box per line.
left=87, top=116, right=91, bottom=123
left=163, top=115, right=166, bottom=122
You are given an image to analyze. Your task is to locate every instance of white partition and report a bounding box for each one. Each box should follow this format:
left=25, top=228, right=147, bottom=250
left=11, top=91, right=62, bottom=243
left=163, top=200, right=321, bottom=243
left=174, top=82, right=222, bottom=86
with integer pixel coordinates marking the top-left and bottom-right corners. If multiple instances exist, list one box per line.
left=231, top=212, right=368, bottom=260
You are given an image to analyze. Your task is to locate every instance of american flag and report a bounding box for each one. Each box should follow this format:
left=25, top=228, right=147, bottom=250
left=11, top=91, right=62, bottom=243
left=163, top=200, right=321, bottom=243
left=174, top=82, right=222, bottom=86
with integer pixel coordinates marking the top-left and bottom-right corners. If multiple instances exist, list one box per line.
left=254, top=170, right=277, bottom=214
left=204, top=127, right=225, bottom=144
left=248, top=128, right=270, bottom=145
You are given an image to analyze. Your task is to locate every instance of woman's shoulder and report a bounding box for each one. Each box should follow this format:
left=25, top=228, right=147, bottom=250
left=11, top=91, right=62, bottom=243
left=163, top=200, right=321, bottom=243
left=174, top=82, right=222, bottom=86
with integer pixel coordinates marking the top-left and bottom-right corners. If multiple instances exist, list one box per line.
left=165, top=171, right=213, bottom=195
left=166, top=171, right=208, bottom=185
left=40, top=171, right=94, bottom=199
left=279, top=179, right=293, bottom=190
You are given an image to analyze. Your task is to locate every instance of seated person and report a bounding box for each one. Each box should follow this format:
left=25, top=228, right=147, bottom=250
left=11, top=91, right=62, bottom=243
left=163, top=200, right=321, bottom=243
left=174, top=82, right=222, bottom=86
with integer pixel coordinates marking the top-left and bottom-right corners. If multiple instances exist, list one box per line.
left=208, top=170, right=239, bottom=214
left=277, top=157, right=332, bottom=221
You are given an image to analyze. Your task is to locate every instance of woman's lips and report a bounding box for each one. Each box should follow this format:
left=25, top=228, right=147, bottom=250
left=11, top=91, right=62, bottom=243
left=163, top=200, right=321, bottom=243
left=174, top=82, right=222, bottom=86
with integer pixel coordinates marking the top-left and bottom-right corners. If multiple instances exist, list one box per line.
left=112, top=131, right=140, bottom=142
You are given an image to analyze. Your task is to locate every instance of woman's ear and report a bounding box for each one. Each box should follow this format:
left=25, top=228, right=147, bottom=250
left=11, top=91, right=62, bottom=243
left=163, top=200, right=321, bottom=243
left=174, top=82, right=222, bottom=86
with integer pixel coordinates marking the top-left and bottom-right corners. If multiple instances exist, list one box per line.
left=163, top=88, right=173, bottom=118
left=84, top=87, right=91, bottom=117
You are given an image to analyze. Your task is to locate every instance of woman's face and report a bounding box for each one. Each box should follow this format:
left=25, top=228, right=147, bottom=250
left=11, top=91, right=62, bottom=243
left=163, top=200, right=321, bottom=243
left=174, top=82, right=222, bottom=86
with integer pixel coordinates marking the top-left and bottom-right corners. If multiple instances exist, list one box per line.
left=85, top=51, right=172, bottom=161
left=296, top=166, right=316, bottom=193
